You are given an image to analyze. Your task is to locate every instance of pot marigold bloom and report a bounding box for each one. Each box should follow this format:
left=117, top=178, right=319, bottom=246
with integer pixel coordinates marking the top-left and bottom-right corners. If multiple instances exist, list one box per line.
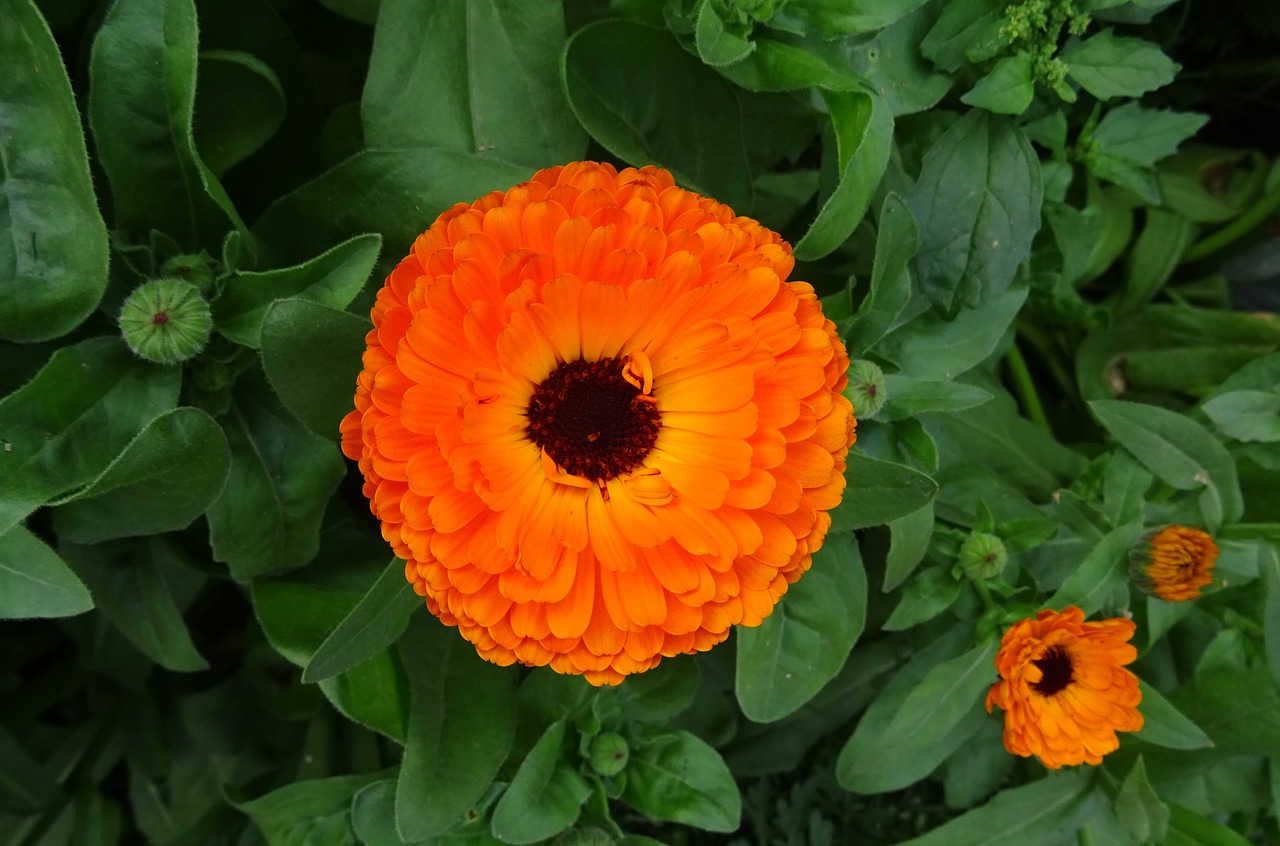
left=1138, top=525, right=1218, bottom=602
left=340, top=161, right=856, bottom=685
left=985, top=606, right=1143, bottom=769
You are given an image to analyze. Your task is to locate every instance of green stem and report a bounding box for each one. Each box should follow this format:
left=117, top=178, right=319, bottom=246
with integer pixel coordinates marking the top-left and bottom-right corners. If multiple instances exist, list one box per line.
left=973, top=579, right=1000, bottom=615
left=1005, top=343, right=1051, bottom=432
left=1015, top=322, right=1078, bottom=407
left=1219, top=523, right=1280, bottom=541
left=1182, top=176, right=1280, bottom=264
left=1077, top=825, right=1098, bottom=846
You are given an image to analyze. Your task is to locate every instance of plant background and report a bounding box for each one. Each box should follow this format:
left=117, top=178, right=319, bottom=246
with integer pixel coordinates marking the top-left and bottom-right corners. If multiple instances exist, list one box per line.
left=2, top=0, right=1280, bottom=843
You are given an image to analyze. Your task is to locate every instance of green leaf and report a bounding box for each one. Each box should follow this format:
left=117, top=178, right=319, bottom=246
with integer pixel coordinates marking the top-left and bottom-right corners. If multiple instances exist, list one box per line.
left=793, top=89, right=893, bottom=261
left=87, top=0, right=245, bottom=248
left=1060, top=30, right=1178, bottom=99
left=837, top=638, right=996, bottom=794
left=618, top=657, right=699, bottom=725
left=1165, top=803, right=1254, bottom=846
left=1114, top=757, right=1170, bottom=845
left=920, top=0, right=1005, bottom=72
left=829, top=452, right=938, bottom=531
left=714, top=37, right=867, bottom=93
left=303, top=558, right=419, bottom=683
left=362, top=0, right=584, bottom=167
left=1117, top=209, right=1196, bottom=313
left=907, top=111, right=1042, bottom=316
left=0, top=724, right=62, bottom=812
left=880, top=375, right=992, bottom=421
left=193, top=50, right=285, bottom=177
left=844, top=5, right=953, bottom=116
left=62, top=539, right=208, bottom=672
left=884, top=502, right=934, bottom=590
left=396, top=615, right=516, bottom=841
left=735, top=532, right=867, bottom=722
left=1262, top=543, right=1280, bottom=684
left=961, top=52, right=1035, bottom=115
left=252, top=148, right=532, bottom=267
left=877, top=287, right=1028, bottom=381
left=207, top=371, right=347, bottom=580
left=1049, top=520, right=1143, bottom=615
left=0, top=337, right=181, bottom=536
left=491, top=719, right=591, bottom=844
left=216, top=233, right=380, bottom=348
left=622, top=729, right=740, bottom=833
left=882, top=565, right=962, bottom=631
left=890, top=770, right=1093, bottom=846
left=694, top=0, right=754, bottom=66
left=319, top=0, right=378, bottom=24
left=561, top=20, right=752, bottom=212
left=1202, top=391, right=1280, bottom=443
left=1134, top=680, right=1213, bottom=750
left=1089, top=104, right=1208, bottom=168
left=50, top=407, right=231, bottom=544
left=0, top=525, right=92, bottom=619
left=1089, top=400, right=1244, bottom=528
left=845, top=193, right=918, bottom=357
left=0, top=0, right=109, bottom=343
left=1168, top=668, right=1280, bottom=753
left=781, top=0, right=932, bottom=35
left=239, top=772, right=382, bottom=845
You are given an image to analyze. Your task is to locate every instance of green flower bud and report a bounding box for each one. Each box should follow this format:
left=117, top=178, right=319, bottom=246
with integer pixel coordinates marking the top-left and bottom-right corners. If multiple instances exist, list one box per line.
left=160, top=252, right=216, bottom=292
left=959, top=532, right=1008, bottom=580
left=119, top=278, right=213, bottom=365
left=844, top=360, right=887, bottom=418
left=587, top=731, right=629, bottom=777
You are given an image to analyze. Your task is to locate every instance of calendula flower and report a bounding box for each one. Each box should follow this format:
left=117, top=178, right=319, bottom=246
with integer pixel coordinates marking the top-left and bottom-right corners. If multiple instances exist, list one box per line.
left=341, top=162, right=855, bottom=684
left=985, top=606, right=1143, bottom=768
left=1136, top=525, right=1218, bottom=602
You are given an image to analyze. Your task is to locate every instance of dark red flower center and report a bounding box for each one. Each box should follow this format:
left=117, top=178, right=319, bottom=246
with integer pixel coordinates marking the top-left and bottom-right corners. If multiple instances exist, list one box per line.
left=526, top=357, right=661, bottom=482
left=1031, top=645, right=1073, bottom=696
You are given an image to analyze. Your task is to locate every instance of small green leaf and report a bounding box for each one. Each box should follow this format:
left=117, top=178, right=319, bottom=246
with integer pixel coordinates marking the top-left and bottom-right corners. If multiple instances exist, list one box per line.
left=1202, top=391, right=1280, bottom=443
left=216, top=233, right=380, bottom=348
left=920, top=0, right=1005, bottom=72
left=884, top=502, right=935, bottom=591
left=0, top=0, right=109, bottom=343
left=239, top=773, right=383, bottom=845
left=1168, top=668, right=1280, bottom=753
left=1135, top=681, right=1214, bottom=750
left=1089, top=104, right=1208, bottom=168
left=1165, top=803, right=1254, bottom=846
left=907, top=111, right=1043, bottom=315
left=1113, top=757, right=1170, bottom=845
left=1117, top=209, right=1196, bottom=314
left=193, top=50, right=285, bottom=176
left=491, top=720, right=590, bottom=844
left=829, top=452, right=938, bottom=531
left=877, top=288, right=1028, bottom=381
left=0, top=724, right=62, bottom=812
left=694, top=0, right=754, bottom=66
left=260, top=299, right=370, bottom=439
left=618, top=657, right=699, bottom=724
left=1049, top=520, right=1143, bottom=615
left=736, top=532, right=867, bottom=722
left=1262, top=544, right=1280, bottom=684
left=362, top=0, right=584, bottom=167
left=1060, top=30, right=1178, bottom=100
left=562, top=20, right=752, bottom=212
left=880, top=375, right=993, bottom=421
left=961, top=52, right=1035, bottom=115
left=303, top=558, right=419, bottom=683
left=845, top=6, right=953, bottom=116
left=882, top=565, right=962, bottom=631
left=396, top=615, right=516, bottom=841
left=50, top=407, right=231, bottom=544
left=837, top=635, right=996, bottom=794
left=845, top=193, right=918, bottom=357
left=0, top=525, right=93, bottom=620
left=781, top=0, right=932, bottom=36
left=793, top=89, right=893, bottom=261
left=1090, top=400, right=1244, bottom=529
left=623, top=729, right=741, bottom=833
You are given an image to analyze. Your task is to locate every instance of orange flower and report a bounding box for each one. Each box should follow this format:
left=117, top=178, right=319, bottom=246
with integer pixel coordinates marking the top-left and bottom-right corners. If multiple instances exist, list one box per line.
left=1140, top=525, right=1218, bottom=602
left=985, top=607, right=1143, bottom=768
left=340, top=162, right=856, bottom=685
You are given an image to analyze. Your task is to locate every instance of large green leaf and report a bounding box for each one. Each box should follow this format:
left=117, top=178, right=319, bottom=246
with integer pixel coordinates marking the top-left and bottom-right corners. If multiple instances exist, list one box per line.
left=1090, top=400, right=1244, bottom=529
left=907, top=111, right=1042, bottom=316
left=490, top=719, right=590, bottom=844
left=1133, top=681, right=1213, bottom=751
left=215, top=233, right=380, bottom=348
left=395, top=615, right=516, bottom=841
left=362, top=0, right=584, bottom=167
left=0, top=0, right=109, bottom=343
left=622, top=729, right=741, bottom=833
left=207, top=371, right=346, bottom=580
left=303, top=558, right=419, bottom=683
left=562, top=20, right=753, bottom=212
left=830, top=452, right=938, bottom=531
left=1060, top=29, right=1178, bottom=100
left=0, top=525, right=92, bottom=619
left=87, top=0, right=245, bottom=248
left=1168, top=668, right=1280, bottom=754
left=50, top=407, right=231, bottom=543
left=736, top=532, right=867, bottom=722
left=845, top=5, right=953, bottom=116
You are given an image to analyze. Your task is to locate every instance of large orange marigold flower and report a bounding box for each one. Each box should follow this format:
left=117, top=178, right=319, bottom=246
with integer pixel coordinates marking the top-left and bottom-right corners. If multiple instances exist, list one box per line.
left=1138, top=525, right=1218, bottom=602
left=340, top=162, right=856, bottom=685
left=985, top=606, right=1143, bottom=768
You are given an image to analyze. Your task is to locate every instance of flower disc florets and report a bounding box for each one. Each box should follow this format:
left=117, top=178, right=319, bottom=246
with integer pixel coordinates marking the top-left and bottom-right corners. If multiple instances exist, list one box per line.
left=341, top=162, right=856, bottom=684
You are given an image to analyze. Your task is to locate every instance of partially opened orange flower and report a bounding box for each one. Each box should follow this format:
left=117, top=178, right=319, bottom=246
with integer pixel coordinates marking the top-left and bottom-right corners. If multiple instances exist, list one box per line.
left=985, top=606, right=1143, bottom=768
left=340, top=162, right=856, bottom=684
left=1138, top=525, right=1218, bottom=602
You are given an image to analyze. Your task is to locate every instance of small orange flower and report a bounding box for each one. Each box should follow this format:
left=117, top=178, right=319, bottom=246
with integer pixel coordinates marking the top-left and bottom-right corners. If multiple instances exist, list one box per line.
left=341, top=162, right=856, bottom=684
left=985, top=606, right=1143, bottom=769
left=1140, top=525, right=1218, bottom=602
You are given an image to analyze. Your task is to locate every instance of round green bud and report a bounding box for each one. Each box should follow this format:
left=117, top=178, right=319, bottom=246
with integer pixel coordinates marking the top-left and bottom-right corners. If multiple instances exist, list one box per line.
left=160, top=252, right=216, bottom=292
left=844, top=360, right=887, bottom=418
left=119, top=278, right=213, bottom=365
left=959, top=532, right=1008, bottom=580
left=587, top=731, right=629, bottom=777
